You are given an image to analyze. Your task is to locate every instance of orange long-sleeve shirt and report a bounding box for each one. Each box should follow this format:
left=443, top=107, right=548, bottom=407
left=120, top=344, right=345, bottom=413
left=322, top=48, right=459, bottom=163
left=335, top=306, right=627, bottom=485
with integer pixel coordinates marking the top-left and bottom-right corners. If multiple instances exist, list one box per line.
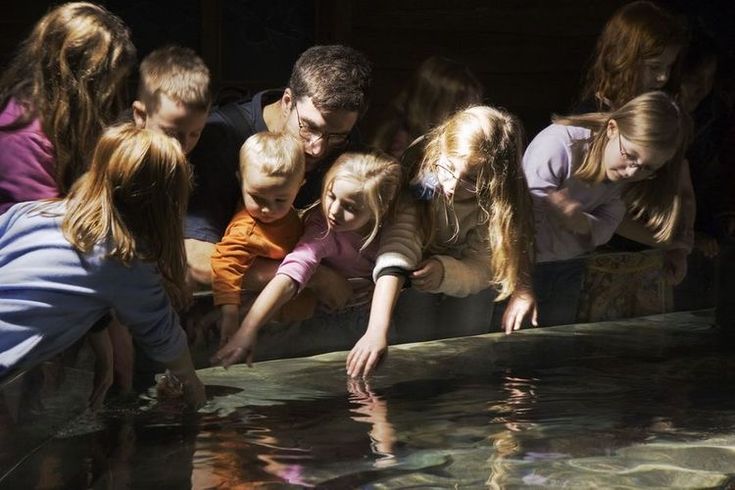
left=211, top=206, right=303, bottom=306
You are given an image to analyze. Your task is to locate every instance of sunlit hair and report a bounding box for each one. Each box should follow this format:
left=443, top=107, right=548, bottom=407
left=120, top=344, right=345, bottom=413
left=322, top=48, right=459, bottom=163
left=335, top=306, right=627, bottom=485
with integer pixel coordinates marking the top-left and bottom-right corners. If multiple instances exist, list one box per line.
left=0, top=2, right=136, bottom=193
left=554, top=91, right=686, bottom=243
left=289, top=45, right=372, bottom=113
left=62, top=123, right=192, bottom=309
left=580, top=1, right=687, bottom=111
left=320, top=151, right=402, bottom=250
left=413, top=105, right=534, bottom=300
left=239, top=131, right=305, bottom=182
left=138, top=45, right=211, bottom=113
left=372, top=56, right=484, bottom=155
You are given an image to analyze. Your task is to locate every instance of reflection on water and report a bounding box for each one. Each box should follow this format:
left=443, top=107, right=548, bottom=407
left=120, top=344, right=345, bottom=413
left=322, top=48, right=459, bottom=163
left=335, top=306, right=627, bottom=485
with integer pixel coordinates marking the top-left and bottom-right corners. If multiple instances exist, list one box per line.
left=3, top=311, right=735, bottom=488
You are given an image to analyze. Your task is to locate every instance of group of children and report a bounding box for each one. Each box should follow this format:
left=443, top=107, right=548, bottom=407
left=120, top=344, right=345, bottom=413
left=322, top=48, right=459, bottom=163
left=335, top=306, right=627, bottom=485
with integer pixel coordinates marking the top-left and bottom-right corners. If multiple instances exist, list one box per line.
left=0, top=1, right=731, bottom=407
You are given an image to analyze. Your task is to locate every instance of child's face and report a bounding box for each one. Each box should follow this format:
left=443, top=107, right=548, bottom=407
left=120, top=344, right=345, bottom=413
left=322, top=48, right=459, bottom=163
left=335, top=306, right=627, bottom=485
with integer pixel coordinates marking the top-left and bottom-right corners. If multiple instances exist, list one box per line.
left=603, top=124, right=675, bottom=182
left=324, top=177, right=372, bottom=234
left=639, top=45, right=680, bottom=93
left=434, top=154, right=478, bottom=199
left=241, top=164, right=301, bottom=223
left=134, top=93, right=208, bottom=155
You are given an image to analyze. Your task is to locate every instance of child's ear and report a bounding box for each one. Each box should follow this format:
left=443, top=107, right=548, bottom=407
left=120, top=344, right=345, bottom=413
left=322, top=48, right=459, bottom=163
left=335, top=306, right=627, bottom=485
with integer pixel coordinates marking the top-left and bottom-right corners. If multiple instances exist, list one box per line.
left=132, top=100, right=148, bottom=128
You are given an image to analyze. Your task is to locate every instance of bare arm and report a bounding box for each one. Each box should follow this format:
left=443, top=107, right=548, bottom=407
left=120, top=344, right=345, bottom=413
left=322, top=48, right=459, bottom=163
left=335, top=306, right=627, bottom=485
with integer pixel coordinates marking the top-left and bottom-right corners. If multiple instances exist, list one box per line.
left=346, top=274, right=405, bottom=378
left=212, top=274, right=298, bottom=367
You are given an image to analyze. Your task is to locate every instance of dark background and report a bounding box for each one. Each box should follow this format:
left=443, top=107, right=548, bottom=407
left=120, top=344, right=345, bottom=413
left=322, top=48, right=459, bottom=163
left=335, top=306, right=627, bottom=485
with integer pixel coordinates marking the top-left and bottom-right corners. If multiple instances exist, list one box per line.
left=2, top=0, right=733, bottom=139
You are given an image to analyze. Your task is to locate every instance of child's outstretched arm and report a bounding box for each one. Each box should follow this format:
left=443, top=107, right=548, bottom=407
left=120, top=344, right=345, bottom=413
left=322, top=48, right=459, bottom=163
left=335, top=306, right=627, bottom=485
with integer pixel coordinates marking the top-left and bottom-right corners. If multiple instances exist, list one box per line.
left=212, top=274, right=297, bottom=368
left=346, top=274, right=404, bottom=378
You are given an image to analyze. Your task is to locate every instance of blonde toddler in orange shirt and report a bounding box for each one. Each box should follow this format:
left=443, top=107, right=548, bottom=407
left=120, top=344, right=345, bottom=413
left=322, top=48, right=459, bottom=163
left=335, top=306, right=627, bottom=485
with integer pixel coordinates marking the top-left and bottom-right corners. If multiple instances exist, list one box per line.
left=211, top=131, right=310, bottom=343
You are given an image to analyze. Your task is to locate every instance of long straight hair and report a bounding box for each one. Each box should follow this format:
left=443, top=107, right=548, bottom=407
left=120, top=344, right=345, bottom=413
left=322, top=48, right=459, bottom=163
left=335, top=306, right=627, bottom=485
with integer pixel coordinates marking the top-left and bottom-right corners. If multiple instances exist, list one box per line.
left=412, top=105, right=535, bottom=300
left=62, top=124, right=192, bottom=309
left=0, top=2, right=136, bottom=193
left=554, top=91, right=686, bottom=242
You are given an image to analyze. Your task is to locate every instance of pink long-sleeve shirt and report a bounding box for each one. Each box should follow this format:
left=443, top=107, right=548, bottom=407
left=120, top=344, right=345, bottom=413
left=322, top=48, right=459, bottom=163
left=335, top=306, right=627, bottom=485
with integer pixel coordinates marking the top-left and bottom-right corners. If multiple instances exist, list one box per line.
left=276, top=210, right=379, bottom=291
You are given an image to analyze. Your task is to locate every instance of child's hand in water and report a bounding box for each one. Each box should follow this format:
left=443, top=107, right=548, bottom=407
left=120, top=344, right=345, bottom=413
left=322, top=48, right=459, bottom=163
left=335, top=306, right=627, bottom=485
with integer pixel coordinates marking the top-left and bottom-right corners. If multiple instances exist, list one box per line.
left=411, top=258, right=444, bottom=291
left=502, top=288, right=538, bottom=334
left=346, top=332, right=387, bottom=378
left=181, top=373, right=206, bottom=409
left=211, top=327, right=258, bottom=368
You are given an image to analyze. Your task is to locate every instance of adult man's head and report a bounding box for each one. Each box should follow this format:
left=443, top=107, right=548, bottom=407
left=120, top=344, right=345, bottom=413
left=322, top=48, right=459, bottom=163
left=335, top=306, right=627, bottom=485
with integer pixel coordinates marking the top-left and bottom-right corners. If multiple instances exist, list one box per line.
left=278, top=45, right=372, bottom=170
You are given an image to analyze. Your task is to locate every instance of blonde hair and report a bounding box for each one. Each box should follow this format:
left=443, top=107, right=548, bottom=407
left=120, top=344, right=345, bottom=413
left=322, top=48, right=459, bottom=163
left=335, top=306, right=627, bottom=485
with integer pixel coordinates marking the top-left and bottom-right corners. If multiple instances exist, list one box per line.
left=320, top=151, right=402, bottom=250
left=580, top=1, right=687, bottom=111
left=239, top=132, right=305, bottom=181
left=138, top=45, right=211, bottom=113
left=554, top=91, right=686, bottom=242
left=0, top=2, right=136, bottom=193
left=62, top=123, right=192, bottom=309
left=372, top=56, right=484, bottom=153
left=414, top=105, right=534, bottom=300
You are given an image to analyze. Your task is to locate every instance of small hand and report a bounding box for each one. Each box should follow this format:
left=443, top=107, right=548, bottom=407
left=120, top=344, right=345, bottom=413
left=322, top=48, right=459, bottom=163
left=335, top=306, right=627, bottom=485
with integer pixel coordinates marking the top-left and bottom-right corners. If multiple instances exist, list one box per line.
left=546, top=190, right=588, bottom=234
left=346, top=332, right=387, bottom=379
left=501, top=289, right=538, bottom=334
left=211, top=327, right=258, bottom=368
left=411, top=258, right=444, bottom=291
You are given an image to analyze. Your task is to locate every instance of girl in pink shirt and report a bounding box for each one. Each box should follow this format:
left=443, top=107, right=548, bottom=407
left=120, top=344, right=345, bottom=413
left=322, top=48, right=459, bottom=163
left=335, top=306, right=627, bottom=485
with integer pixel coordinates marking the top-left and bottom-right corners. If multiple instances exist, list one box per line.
left=213, top=151, right=402, bottom=366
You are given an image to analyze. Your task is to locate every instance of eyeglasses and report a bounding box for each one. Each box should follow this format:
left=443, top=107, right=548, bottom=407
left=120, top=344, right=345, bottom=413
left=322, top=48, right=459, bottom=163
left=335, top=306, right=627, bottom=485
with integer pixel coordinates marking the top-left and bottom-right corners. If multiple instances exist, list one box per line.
left=618, top=133, right=657, bottom=179
left=434, top=160, right=478, bottom=193
left=293, top=103, right=350, bottom=147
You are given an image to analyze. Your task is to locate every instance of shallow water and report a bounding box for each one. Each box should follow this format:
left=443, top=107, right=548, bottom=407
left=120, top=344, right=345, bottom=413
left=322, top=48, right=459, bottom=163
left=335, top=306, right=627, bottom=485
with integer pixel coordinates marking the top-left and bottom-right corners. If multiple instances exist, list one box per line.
left=4, top=310, right=735, bottom=488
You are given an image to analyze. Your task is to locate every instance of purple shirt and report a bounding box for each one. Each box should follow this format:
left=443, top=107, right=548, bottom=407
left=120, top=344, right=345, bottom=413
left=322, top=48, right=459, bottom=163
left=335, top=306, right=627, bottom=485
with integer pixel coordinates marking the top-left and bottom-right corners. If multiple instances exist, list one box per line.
left=277, top=210, right=379, bottom=291
left=0, top=99, right=57, bottom=214
left=523, top=124, right=625, bottom=262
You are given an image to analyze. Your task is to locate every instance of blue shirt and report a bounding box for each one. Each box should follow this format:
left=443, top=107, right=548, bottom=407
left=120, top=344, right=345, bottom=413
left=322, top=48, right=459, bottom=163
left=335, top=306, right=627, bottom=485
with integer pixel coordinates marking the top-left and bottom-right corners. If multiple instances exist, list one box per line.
left=0, top=201, right=187, bottom=377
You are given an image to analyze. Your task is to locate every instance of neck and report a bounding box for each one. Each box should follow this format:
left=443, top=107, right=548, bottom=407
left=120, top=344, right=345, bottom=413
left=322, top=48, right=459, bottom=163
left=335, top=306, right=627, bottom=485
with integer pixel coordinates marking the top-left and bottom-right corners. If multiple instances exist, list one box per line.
left=262, top=100, right=285, bottom=132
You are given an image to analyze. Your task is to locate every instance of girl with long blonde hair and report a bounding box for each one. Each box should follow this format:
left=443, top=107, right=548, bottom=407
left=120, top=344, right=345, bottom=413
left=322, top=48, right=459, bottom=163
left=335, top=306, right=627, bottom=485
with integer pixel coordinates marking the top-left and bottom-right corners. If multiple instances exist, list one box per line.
left=0, top=123, right=204, bottom=408
left=347, top=105, right=537, bottom=378
left=0, top=2, right=136, bottom=213
left=214, top=151, right=402, bottom=367
left=524, top=91, right=686, bottom=325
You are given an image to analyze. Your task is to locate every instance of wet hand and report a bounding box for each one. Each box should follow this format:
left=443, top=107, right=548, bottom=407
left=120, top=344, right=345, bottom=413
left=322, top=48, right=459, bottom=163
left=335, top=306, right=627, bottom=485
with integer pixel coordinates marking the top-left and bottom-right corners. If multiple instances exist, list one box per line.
left=411, top=258, right=444, bottom=291
left=181, top=374, right=206, bottom=410
left=346, top=333, right=387, bottom=379
left=502, top=289, right=538, bottom=334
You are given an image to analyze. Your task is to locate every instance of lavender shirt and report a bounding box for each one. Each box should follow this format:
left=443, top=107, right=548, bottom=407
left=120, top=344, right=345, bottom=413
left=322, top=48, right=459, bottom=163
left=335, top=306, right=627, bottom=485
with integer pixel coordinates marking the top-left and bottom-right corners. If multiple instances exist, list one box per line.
left=523, top=124, right=625, bottom=262
left=277, top=210, right=379, bottom=291
left=0, top=99, right=57, bottom=214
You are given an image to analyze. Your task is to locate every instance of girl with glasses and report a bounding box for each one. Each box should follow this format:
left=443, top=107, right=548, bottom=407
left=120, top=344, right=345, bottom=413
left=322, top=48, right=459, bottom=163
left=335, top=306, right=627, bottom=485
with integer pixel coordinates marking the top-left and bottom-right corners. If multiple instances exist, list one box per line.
left=347, top=105, right=537, bottom=378
left=523, top=91, right=686, bottom=326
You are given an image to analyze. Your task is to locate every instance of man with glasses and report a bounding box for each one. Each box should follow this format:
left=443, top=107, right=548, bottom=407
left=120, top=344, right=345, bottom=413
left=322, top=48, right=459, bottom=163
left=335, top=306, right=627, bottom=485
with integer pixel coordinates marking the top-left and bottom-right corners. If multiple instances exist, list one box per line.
left=185, top=45, right=371, bottom=286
